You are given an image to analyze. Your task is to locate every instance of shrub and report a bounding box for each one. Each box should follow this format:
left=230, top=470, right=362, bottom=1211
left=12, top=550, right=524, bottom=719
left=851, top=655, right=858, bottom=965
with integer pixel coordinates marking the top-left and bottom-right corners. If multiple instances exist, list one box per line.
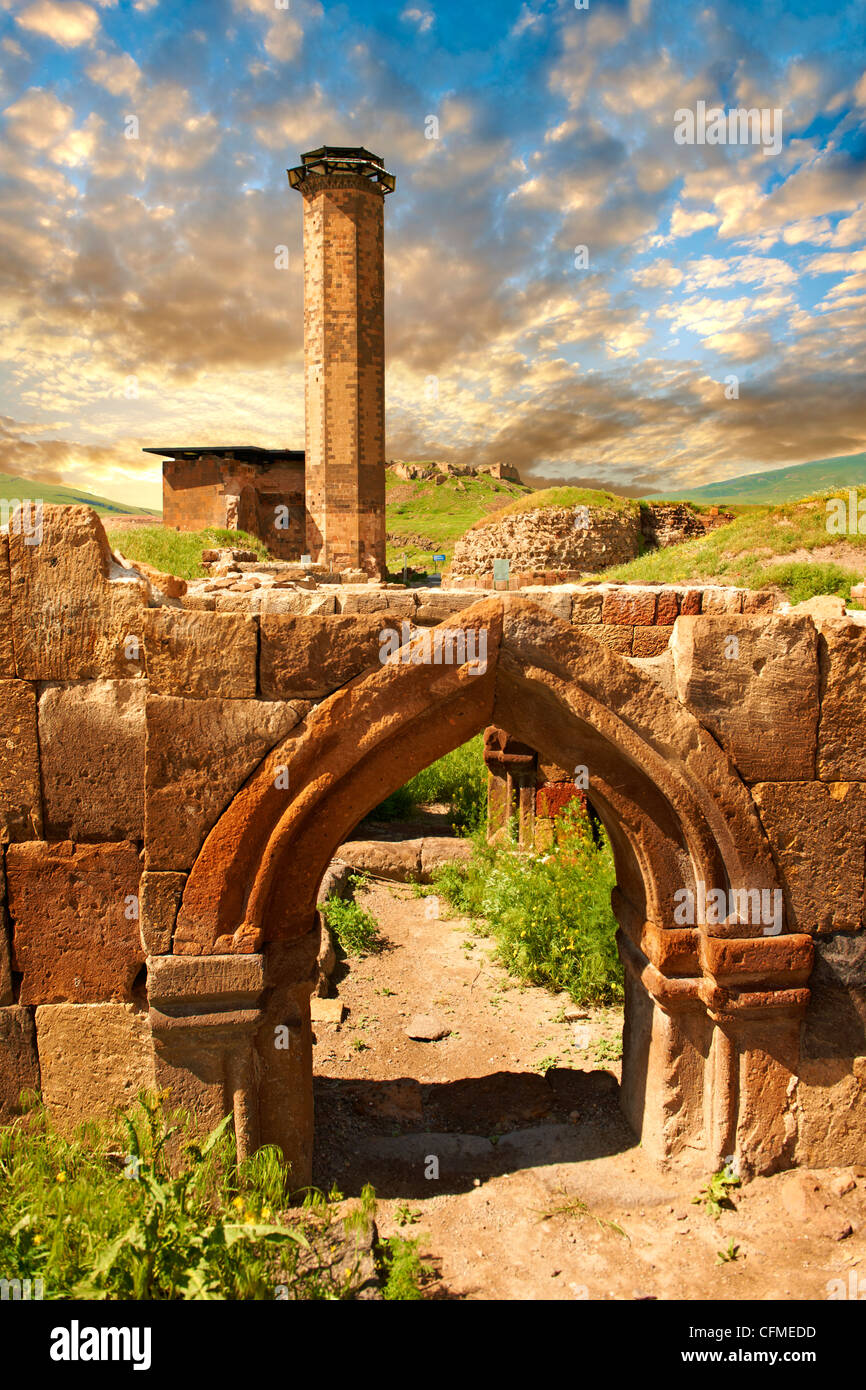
left=319, top=890, right=383, bottom=956
left=430, top=802, right=621, bottom=1005
left=754, top=560, right=861, bottom=605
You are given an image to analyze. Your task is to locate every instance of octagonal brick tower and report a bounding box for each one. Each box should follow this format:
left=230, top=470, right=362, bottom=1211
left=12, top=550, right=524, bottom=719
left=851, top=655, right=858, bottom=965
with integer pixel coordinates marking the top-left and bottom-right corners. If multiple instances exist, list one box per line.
left=288, top=146, right=395, bottom=576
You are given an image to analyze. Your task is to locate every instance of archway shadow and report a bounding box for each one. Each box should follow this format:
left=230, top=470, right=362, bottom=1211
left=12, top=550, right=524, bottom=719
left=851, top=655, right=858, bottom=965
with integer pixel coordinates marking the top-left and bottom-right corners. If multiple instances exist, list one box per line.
left=312, top=1066, right=637, bottom=1199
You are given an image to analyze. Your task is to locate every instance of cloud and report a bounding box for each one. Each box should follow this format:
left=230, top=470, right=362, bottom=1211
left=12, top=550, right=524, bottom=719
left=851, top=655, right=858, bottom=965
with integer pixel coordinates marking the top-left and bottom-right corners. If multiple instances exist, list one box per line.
left=15, top=0, right=100, bottom=47
left=400, top=5, right=434, bottom=35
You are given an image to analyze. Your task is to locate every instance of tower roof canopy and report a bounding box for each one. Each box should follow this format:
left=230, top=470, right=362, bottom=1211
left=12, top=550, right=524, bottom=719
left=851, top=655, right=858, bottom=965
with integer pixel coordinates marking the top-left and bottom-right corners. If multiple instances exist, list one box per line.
left=288, top=145, right=395, bottom=192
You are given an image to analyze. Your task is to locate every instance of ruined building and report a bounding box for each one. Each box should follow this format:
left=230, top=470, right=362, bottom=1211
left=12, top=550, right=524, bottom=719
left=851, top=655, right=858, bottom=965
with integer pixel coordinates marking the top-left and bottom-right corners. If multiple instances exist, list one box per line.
left=149, top=146, right=395, bottom=576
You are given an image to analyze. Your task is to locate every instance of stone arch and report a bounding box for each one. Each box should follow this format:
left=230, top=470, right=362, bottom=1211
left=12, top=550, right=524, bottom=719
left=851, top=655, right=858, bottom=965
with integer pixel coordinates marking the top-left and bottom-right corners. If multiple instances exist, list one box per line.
left=157, top=597, right=810, bottom=1181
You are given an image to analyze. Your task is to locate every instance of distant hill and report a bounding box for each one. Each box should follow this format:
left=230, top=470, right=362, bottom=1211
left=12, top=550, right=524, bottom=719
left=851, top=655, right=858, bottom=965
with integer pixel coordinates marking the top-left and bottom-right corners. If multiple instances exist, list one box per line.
left=649, top=453, right=866, bottom=505
left=0, top=472, right=157, bottom=516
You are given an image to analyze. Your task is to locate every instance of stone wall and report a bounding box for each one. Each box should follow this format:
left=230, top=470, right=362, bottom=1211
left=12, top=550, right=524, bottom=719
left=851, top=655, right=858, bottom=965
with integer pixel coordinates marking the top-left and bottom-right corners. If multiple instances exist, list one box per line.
left=2, top=505, right=865, bottom=1182
left=450, top=500, right=731, bottom=581
left=162, top=454, right=306, bottom=560
left=451, top=503, right=641, bottom=577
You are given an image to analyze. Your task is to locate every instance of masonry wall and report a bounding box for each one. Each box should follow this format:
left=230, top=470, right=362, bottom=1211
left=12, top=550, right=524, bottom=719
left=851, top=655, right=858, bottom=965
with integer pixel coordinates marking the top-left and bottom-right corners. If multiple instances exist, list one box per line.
left=298, top=173, right=387, bottom=576
left=162, top=455, right=306, bottom=560
left=2, top=506, right=865, bottom=1177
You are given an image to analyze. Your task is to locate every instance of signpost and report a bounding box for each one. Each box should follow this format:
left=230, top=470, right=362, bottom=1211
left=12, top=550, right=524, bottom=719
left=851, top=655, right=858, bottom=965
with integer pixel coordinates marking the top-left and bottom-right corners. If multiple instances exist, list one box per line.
left=493, top=558, right=510, bottom=587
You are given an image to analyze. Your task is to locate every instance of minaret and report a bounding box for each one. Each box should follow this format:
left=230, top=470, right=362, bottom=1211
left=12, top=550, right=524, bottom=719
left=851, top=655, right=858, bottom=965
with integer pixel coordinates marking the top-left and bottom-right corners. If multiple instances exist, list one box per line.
left=288, top=146, right=395, bottom=576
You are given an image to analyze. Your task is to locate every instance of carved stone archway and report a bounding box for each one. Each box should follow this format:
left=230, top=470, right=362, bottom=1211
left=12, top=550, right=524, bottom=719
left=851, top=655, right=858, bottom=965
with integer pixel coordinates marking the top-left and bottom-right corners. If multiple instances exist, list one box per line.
left=154, top=598, right=810, bottom=1183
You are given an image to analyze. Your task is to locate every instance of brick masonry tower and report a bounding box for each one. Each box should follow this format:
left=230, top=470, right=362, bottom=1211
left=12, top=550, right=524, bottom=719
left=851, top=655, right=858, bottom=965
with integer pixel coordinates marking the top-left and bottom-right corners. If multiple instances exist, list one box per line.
left=289, top=146, right=395, bottom=576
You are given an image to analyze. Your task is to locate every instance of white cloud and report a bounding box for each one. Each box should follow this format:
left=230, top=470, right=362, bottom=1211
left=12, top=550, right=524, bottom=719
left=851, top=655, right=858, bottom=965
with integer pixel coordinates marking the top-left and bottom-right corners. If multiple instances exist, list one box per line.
left=400, top=5, right=434, bottom=34
left=16, top=0, right=100, bottom=47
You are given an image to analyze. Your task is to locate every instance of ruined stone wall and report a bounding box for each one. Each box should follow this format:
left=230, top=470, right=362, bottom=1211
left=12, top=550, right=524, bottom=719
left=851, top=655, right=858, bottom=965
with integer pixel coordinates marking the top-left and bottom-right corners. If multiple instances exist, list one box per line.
left=162, top=455, right=306, bottom=560
left=451, top=503, right=641, bottom=578
left=2, top=506, right=865, bottom=1179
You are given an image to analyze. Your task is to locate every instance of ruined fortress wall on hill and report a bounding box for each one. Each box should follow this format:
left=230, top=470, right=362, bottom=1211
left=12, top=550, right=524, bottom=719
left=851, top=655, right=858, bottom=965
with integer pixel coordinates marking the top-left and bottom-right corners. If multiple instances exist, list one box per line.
left=451, top=505, right=642, bottom=576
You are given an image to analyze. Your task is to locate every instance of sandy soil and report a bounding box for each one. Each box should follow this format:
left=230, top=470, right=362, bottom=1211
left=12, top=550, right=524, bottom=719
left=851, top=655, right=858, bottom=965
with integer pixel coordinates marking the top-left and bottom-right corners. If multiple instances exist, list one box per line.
left=312, top=880, right=866, bottom=1301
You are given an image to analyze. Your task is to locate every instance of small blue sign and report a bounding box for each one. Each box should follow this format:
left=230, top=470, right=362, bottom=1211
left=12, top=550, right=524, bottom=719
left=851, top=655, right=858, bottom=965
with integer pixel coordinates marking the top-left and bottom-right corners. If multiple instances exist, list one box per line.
left=433, top=553, right=446, bottom=563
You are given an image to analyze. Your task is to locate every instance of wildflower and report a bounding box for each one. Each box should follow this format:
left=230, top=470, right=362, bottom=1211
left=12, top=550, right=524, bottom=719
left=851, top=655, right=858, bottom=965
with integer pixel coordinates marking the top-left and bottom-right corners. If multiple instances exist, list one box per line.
left=55, top=1172, right=66, bottom=1184
left=232, top=1196, right=245, bottom=1211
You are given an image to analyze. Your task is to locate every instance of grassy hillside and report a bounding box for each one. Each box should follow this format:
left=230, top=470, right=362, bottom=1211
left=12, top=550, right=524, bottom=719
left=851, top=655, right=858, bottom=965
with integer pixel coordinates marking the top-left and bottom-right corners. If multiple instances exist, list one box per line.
left=0, top=471, right=156, bottom=516
left=105, top=525, right=270, bottom=579
left=385, top=468, right=530, bottom=570
left=649, top=452, right=866, bottom=505
left=471, top=485, right=638, bottom=527
left=590, top=492, right=866, bottom=602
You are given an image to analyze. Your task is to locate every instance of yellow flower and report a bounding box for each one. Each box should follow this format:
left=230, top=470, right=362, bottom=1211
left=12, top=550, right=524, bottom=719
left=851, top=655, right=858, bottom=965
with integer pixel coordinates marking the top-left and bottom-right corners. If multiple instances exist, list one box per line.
left=262, top=1207, right=271, bottom=1221
left=34, top=1235, right=43, bottom=1246
left=55, top=1172, right=66, bottom=1184
left=232, top=1196, right=244, bottom=1211
left=244, top=1213, right=256, bottom=1225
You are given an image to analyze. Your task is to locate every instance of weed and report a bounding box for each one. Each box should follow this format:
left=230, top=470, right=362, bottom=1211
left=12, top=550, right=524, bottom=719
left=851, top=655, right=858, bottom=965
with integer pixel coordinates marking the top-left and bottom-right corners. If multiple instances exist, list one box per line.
left=717, top=1238, right=740, bottom=1263
left=693, top=1165, right=741, bottom=1219
left=394, top=1204, right=422, bottom=1226
left=377, top=1234, right=432, bottom=1299
left=318, top=897, right=383, bottom=957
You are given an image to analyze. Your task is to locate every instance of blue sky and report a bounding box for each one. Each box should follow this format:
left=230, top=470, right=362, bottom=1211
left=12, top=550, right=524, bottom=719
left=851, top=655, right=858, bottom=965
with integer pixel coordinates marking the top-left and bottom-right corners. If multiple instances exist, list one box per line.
left=0, top=0, right=864, bottom=508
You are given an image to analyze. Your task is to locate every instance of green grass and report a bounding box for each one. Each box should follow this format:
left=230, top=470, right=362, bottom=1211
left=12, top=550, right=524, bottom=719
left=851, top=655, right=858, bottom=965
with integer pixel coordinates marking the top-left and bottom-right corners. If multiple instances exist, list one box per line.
left=378, top=1234, right=432, bottom=1300
left=0, top=1092, right=386, bottom=1300
left=105, top=525, right=272, bottom=579
left=0, top=471, right=156, bottom=516
left=318, top=886, right=384, bottom=956
left=427, top=801, right=622, bottom=1005
left=385, top=468, right=530, bottom=570
left=647, top=451, right=866, bottom=506
left=471, top=486, right=639, bottom=529
left=373, top=735, right=487, bottom=834
left=587, top=492, right=866, bottom=599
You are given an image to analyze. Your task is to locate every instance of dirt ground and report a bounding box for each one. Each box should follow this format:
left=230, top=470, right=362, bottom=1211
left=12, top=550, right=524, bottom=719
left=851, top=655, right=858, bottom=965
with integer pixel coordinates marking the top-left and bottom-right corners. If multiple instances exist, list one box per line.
left=312, top=880, right=866, bottom=1301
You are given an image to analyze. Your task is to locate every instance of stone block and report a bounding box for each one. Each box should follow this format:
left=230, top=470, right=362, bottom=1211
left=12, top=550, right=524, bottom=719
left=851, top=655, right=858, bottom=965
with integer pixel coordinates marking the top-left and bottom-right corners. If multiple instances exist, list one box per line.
left=570, top=589, right=603, bottom=623
left=743, top=590, right=778, bottom=614
left=7, top=840, right=143, bottom=1004
left=260, top=613, right=398, bottom=699
left=655, top=590, right=679, bottom=625
left=0, top=1006, right=39, bottom=1119
left=521, top=587, right=572, bottom=621
left=0, top=680, right=42, bottom=841
left=0, top=854, right=11, bottom=1005
left=575, top=623, right=633, bottom=653
left=817, top=619, right=866, bottom=780
left=259, top=590, right=336, bottom=616
left=602, top=588, right=657, bottom=626
left=38, top=679, right=145, bottom=840
left=337, top=591, right=417, bottom=617
left=145, top=695, right=303, bottom=871
left=9, top=506, right=148, bottom=680
left=796, top=1059, right=866, bottom=1169
left=752, top=781, right=866, bottom=934
left=143, top=609, right=258, bottom=698
left=802, top=932, right=866, bottom=1058
left=701, top=587, right=744, bottom=614
left=632, top=626, right=674, bottom=658
left=413, top=590, right=478, bottom=625
left=680, top=588, right=702, bottom=616
left=146, top=952, right=264, bottom=1005
left=140, top=870, right=187, bottom=955
left=672, top=615, right=818, bottom=781
left=35, top=1002, right=155, bottom=1129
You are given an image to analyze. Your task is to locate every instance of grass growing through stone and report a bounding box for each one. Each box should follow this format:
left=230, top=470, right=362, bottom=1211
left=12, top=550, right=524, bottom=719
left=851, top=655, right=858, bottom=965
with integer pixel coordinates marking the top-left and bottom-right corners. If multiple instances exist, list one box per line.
left=105, top=525, right=272, bottom=580
left=427, top=801, right=622, bottom=1005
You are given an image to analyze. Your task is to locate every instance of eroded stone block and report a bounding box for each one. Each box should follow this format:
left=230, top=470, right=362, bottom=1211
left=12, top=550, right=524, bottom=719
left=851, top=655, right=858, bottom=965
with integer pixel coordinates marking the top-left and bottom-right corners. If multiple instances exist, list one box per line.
left=35, top=1002, right=154, bottom=1129
left=752, top=781, right=866, bottom=933
left=672, top=614, right=818, bottom=781
left=145, top=695, right=303, bottom=870
left=143, top=610, right=258, bottom=698
left=0, top=1006, right=39, bottom=1119
left=7, top=840, right=143, bottom=1003
left=38, top=679, right=145, bottom=840
left=0, top=680, right=42, bottom=841
left=140, top=870, right=187, bottom=954
left=260, top=613, right=400, bottom=699
left=817, top=619, right=866, bottom=781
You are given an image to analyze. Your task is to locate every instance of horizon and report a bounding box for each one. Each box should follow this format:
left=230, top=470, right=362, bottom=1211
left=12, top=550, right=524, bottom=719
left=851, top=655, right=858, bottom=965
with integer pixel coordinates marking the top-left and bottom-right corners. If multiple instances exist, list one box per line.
left=0, top=0, right=864, bottom=511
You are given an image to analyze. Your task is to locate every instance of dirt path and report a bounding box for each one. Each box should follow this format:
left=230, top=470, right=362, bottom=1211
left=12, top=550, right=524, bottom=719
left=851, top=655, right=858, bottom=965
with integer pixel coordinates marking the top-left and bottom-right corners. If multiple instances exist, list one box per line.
left=312, top=881, right=866, bottom=1301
